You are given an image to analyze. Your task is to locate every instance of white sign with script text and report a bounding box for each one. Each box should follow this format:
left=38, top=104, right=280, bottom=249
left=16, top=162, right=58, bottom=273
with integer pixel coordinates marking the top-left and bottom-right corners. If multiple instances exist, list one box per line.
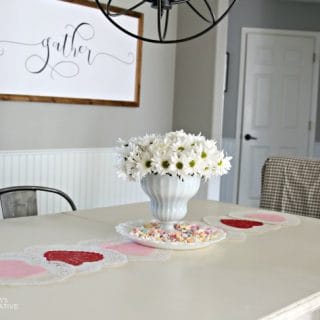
left=0, top=0, right=142, bottom=105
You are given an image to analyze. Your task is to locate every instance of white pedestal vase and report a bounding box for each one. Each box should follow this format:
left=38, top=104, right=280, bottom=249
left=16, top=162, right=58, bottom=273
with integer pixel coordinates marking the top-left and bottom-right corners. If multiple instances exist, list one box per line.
left=140, top=174, right=201, bottom=231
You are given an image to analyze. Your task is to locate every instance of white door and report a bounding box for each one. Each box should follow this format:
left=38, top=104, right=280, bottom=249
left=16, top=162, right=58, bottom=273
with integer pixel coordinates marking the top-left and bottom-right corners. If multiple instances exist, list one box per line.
left=238, top=30, right=318, bottom=207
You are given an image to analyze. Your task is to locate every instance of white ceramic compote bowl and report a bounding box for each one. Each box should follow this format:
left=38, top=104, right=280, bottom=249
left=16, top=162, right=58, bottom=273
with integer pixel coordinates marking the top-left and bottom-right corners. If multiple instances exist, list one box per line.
left=140, top=174, right=201, bottom=231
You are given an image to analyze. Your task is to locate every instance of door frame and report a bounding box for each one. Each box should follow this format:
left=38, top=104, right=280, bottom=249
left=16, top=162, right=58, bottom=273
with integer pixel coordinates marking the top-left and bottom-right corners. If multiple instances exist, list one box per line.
left=232, top=27, right=320, bottom=203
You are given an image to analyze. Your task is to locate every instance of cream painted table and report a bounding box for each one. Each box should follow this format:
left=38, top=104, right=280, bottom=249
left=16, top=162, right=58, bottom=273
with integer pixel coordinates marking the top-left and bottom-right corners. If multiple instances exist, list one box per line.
left=1, top=200, right=320, bottom=320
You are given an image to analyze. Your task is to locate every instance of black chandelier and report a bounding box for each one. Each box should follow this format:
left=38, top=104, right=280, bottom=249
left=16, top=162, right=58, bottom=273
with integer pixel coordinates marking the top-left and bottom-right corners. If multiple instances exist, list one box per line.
left=94, top=0, right=237, bottom=44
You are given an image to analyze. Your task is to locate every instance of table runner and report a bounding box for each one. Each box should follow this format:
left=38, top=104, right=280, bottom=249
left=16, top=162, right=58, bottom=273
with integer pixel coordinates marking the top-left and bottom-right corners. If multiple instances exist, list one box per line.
left=0, top=210, right=299, bottom=286
left=0, top=238, right=171, bottom=286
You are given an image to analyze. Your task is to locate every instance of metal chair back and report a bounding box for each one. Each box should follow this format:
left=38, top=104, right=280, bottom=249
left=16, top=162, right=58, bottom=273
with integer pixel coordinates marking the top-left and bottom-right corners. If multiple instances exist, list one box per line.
left=0, top=186, right=77, bottom=219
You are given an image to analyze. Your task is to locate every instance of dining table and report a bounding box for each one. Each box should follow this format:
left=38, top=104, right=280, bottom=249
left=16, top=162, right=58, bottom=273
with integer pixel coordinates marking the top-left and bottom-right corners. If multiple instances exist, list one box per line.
left=0, top=200, right=320, bottom=320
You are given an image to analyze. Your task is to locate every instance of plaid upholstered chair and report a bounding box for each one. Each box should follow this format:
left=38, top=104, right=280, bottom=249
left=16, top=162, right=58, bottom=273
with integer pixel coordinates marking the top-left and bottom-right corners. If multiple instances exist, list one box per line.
left=260, top=156, right=320, bottom=219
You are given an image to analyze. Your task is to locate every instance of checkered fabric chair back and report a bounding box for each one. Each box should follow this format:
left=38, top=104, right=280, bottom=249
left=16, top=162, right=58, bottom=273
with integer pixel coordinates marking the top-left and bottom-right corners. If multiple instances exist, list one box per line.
left=260, top=156, right=320, bottom=219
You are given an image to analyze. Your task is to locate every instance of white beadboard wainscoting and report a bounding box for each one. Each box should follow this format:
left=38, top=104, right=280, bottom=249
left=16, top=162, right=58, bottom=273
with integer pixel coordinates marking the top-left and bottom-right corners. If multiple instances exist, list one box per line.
left=0, top=148, right=148, bottom=218
left=1, top=143, right=319, bottom=218
left=220, top=138, right=236, bottom=203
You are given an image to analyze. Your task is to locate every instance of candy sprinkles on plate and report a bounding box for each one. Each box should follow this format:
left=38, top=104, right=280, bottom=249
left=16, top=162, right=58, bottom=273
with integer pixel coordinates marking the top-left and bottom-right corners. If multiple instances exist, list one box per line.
left=130, top=222, right=222, bottom=244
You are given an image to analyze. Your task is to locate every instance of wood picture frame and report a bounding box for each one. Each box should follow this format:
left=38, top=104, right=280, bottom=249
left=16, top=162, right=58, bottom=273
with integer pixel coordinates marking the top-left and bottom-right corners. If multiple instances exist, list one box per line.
left=0, top=0, right=143, bottom=107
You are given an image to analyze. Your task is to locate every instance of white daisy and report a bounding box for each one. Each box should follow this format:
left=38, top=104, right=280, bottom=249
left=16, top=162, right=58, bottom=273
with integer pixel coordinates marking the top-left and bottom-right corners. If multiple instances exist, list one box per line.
left=214, top=154, right=232, bottom=176
left=115, top=130, right=232, bottom=181
left=135, top=152, right=154, bottom=178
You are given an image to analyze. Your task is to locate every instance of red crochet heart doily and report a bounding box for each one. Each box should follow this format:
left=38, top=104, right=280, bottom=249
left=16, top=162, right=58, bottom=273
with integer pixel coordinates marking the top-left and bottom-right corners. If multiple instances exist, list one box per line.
left=220, top=219, right=263, bottom=229
left=44, top=250, right=104, bottom=266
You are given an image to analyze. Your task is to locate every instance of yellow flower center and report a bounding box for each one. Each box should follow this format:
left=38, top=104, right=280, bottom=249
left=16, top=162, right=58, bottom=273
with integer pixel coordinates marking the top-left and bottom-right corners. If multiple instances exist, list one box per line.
left=189, top=160, right=196, bottom=168
left=145, top=160, right=152, bottom=168
left=161, top=160, right=170, bottom=169
left=201, top=151, right=207, bottom=159
left=176, top=162, right=183, bottom=170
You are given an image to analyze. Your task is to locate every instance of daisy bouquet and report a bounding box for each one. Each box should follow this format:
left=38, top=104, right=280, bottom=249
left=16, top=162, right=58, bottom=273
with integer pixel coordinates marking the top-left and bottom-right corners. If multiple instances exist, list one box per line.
left=116, top=130, right=231, bottom=182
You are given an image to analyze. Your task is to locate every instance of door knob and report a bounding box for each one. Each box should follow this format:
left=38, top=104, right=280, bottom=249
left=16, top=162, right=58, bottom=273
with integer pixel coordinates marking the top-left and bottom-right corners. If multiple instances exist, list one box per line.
left=244, top=134, right=258, bottom=141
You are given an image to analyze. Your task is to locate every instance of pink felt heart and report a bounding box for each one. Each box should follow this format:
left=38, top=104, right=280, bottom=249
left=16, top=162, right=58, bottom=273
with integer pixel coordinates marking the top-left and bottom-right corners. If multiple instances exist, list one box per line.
left=0, top=260, right=46, bottom=278
left=101, top=242, right=154, bottom=256
left=246, top=213, right=286, bottom=223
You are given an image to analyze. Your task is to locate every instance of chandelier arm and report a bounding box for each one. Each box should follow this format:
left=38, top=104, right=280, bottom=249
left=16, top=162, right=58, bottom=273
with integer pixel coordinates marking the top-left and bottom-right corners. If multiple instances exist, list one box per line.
left=163, top=10, right=170, bottom=40
left=157, top=1, right=163, bottom=42
left=186, top=2, right=214, bottom=24
left=159, top=10, right=170, bottom=41
left=156, top=2, right=169, bottom=42
left=202, top=0, right=216, bottom=23
left=106, top=0, right=146, bottom=17
left=94, top=0, right=237, bottom=44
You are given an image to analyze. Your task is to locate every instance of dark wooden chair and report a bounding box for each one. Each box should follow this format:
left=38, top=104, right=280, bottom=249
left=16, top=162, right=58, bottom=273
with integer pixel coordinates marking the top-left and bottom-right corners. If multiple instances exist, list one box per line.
left=0, top=186, right=77, bottom=219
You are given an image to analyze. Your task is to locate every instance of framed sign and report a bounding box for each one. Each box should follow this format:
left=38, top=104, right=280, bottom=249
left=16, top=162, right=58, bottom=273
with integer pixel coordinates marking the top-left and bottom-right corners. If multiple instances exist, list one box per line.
left=0, top=0, right=143, bottom=106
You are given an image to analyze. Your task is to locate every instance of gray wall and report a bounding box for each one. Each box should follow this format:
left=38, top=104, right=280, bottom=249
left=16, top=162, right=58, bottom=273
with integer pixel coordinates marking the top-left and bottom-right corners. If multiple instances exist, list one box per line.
left=173, top=0, right=219, bottom=139
left=173, top=35, right=217, bottom=139
left=173, top=0, right=228, bottom=200
left=0, top=4, right=177, bottom=150
left=173, top=3, right=218, bottom=199
left=223, top=0, right=320, bottom=140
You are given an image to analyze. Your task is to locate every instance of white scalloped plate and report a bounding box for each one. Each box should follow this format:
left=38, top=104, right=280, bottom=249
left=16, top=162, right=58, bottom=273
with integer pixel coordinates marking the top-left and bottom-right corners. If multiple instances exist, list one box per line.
left=116, top=220, right=226, bottom=251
